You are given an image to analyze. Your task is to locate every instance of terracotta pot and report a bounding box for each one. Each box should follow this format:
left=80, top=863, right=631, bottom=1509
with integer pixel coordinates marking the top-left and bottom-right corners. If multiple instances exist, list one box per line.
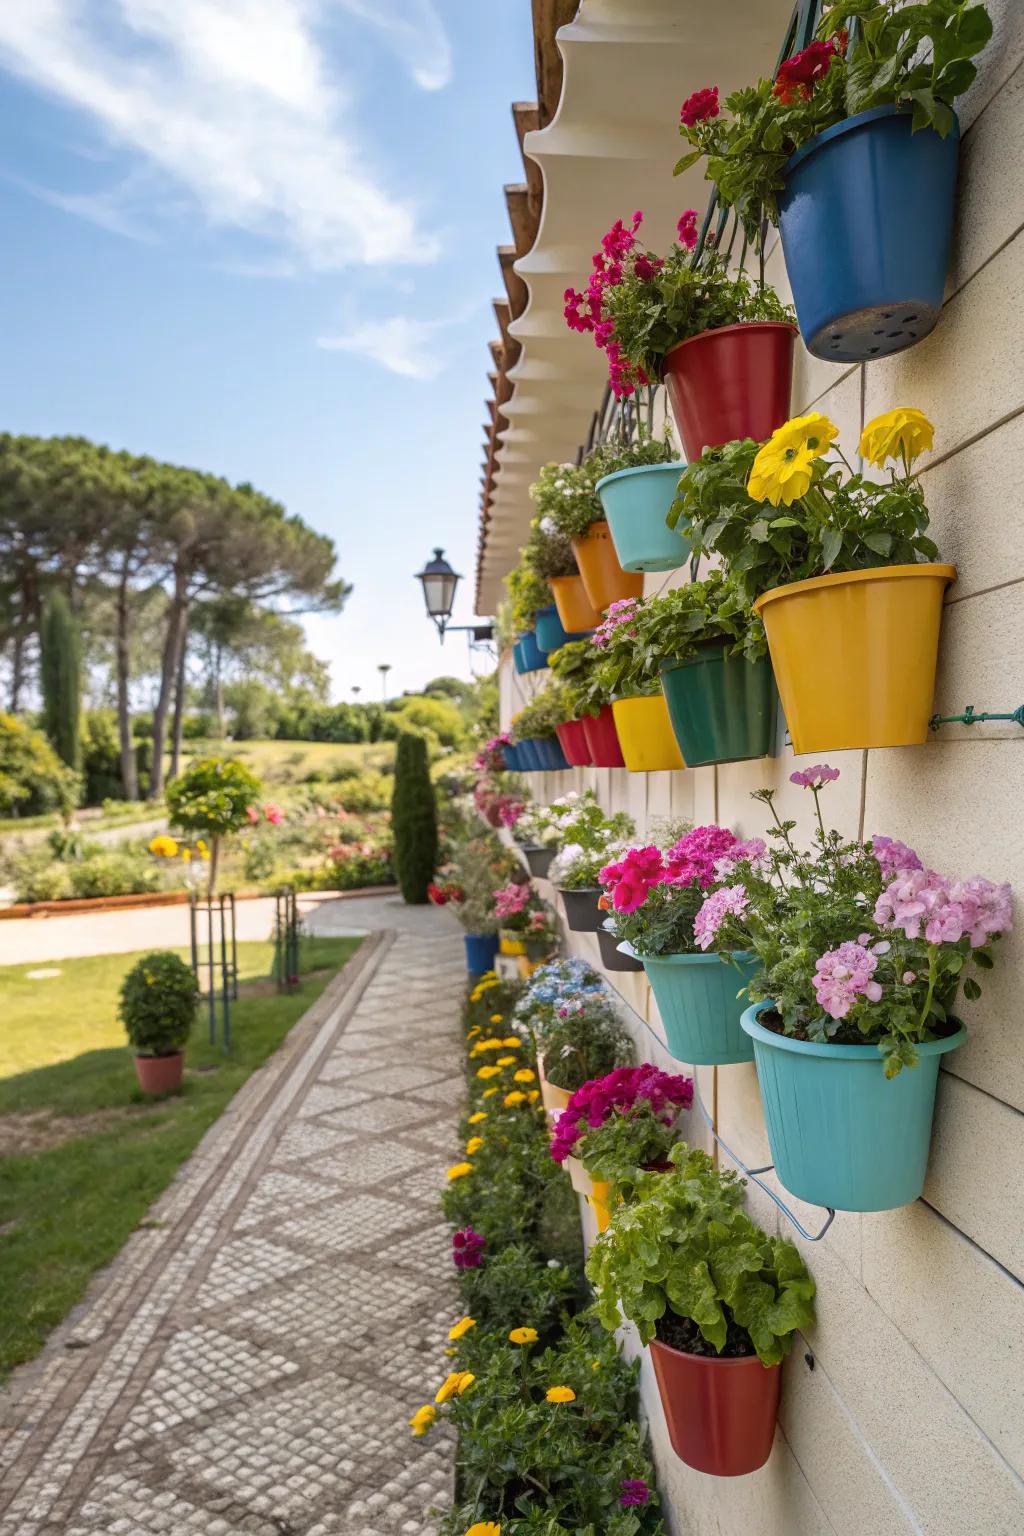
left=581, top=704, right=625, bottom=768
left=570, top=522, right=644, bottom=613
left=549, top=574, right=602, bottom=634
left=555, top=718, right=593, bottom=767
left=649, top=1337, right=781, bottom=1476
left=662, top=322, right=796, bottom=462
left=133, top=1052, right=185, bottom=1096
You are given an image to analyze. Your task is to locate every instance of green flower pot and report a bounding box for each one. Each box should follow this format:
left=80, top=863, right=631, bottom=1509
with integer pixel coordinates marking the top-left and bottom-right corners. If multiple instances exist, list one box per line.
left=660, top=643, right=777, bottom=766
left=624, top=946, right=758, bottom=1065
left=741, top=1001, right=966, bottom=1211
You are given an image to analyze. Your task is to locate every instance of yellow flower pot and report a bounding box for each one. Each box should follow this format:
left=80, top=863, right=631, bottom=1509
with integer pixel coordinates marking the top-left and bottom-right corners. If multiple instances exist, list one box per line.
left=537, top=1054, right=572, bottom=1116
left=517, top=955, right=543, bottom=978
left=753, top=563, right=956, bottom=752
left=549, top=574, right=603, bottom=634
left=565, top=1155, right=611, bottom=1232
left=499, top=932, right=526, bottom=957
left=612, top=694, right=685, bottom=773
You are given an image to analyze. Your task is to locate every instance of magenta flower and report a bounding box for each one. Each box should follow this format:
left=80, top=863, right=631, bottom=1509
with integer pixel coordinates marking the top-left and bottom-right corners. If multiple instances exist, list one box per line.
left=680, top=85, right=719, bottom=125
left=600, top=845, right=666, bottom=913
left=664, top=825, right=738, bottom=889
left=677, top=209, right=699, bottom=250
left=790, top=764, right=840, bottom=789
left=494, top=882, right=531, bottom=918
left=620, top=1479, right=651, bottom=1507
left=693, top=883, right=749, bottom=950
left=551, top=1065, right=693, bottom=1163
left=263, top=802, right=284, bottom=825
left=813, top=942, right=882, bottom=1020
left=452, top=1227, right=485, bottom=1270
left=871, top=835, right=923, bottom=877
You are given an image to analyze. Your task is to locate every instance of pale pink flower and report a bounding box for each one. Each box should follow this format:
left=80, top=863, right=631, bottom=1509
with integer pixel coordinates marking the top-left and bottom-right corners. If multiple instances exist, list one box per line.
left=813, top=942, right=882, bottom=1019
left=693, top=884, right=749, bottom=950
left=790, top=764, right=840, bottom=789
left=871, top=835, right=922, bottom=877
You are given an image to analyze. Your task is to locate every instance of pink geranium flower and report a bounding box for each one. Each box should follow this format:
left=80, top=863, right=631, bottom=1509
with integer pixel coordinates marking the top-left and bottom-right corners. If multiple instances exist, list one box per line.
left=790, top=764, right=840, bottom=789
left=693, top=883, right=749, bottom=950
left=680, top=85, right=719, bottom=125
left=813, top=942, right=882, bottom=1019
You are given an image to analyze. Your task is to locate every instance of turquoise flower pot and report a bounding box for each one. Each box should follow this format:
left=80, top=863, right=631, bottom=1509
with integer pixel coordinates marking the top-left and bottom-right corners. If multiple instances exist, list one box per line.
left=741, top=1002, right=966, bottom=1212
left=595, top=461, right=690, bottom=573
left=624, top=947, right=758, bottom=1065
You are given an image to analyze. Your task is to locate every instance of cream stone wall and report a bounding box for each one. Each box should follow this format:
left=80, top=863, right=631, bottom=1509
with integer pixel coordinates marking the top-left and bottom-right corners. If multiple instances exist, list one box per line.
left=494, top=6, right=1024, bottom=1529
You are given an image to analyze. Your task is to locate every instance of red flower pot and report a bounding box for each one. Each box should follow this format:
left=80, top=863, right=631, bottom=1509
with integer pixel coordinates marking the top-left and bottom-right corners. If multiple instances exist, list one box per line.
left=133, top=1052, right=185, bottom=1096
left=649, top=1338, right=781, bottom=1476
left=581, top=705, right=624, bottom=768
left=555, top=719, right=593, bottom=767
left=661, top=322, right=796, bottom=461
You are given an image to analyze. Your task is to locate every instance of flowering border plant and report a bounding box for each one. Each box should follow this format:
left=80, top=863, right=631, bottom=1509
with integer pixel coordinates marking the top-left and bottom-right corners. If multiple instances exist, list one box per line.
left=551, top=1066, right=694, bottom=1202
left=600, top=823, right=766, bottom=957
left=693, top=766, right=1012, bottom=1075
left=564, top=210, right=793, bottom=397
left=676, top=3, right=992, bottom=240
left=670, top=408, right=940, bottom=604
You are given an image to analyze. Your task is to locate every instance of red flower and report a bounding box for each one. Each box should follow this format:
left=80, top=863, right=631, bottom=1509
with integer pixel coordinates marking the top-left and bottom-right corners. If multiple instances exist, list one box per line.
left=676, top=209, right=699, bottom=250
left=680, top=85, right=719, bottom=126
left=774, top=39, right=838, bottom=104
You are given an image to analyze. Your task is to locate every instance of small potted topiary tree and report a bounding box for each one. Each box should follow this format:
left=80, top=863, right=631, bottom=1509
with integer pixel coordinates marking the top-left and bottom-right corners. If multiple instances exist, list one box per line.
left=119, top=950, right=199, bottom=1094
left=166, top=755, right=262, bottom=896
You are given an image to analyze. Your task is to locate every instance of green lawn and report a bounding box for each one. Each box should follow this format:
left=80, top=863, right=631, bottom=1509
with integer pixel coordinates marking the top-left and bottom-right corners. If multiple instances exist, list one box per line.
left=0, top=935, right=361, bottom=1378
left=175, top=736, right=393, bottom=784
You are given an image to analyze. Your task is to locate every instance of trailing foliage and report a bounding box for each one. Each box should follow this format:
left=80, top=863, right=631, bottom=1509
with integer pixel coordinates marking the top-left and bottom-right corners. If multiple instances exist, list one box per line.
left=40, top=591, right=82, bottom=773
left=391, top=731, right=439, bottom=904
left=118, top=950, right=199, bottom=1057
left=546, top=640, right=609, bottom=720
left=588, top=1145, right=816, bottom=1366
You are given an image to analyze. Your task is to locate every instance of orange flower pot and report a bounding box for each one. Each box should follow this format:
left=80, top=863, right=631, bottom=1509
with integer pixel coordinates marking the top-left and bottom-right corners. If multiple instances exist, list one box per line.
left=537, top=1054, right=572, bottom=1116
left=549, top=574, right=602, bottom=634
left=571, top=522, right=644, bottom=614
left=565, top=1155, right=611, bottom=1231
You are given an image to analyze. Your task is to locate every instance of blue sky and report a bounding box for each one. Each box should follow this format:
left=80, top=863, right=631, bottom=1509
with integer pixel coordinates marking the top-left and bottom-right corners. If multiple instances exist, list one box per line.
left=0, top=2, right=536, bottom=702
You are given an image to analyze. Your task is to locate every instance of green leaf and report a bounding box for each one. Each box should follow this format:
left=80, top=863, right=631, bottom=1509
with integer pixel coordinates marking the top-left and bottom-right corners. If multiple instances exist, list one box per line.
left=861, top=530, right=893, bottom=556
left=673, top=149, right=702, bottom=176
left=820, top=528, right=843, bottom=572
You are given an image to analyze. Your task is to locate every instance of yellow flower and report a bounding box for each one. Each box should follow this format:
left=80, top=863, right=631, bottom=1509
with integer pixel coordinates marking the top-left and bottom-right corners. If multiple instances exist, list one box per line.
left=464, top=1524, right=501, bottom=1536
left=471, top=1038, right=504, bottom=1056
left=447, top=1162, right=473, bottom=1181
left=859, top=406, right=934, bottom=469
left=196, top=838, right=208, bottom=853
left=465, top=1136, right=484, bottom=1156
left=148, top=834, right=178, bottom=858
left=467, top=1111, right=487, bottom=1125
left=435, top=1370, right=475, bottom=1403
left=467, top=1026, right=481, bottom=1039
left=513, top=1068, right=536, bottom=1084
left=448, top=1316, right=476, bottom=1341
left=503, top=1091, right=526, bottom=1107
left=482, top=1087, right=499, bottom=1098
left=181, top=847, right=192, bottom=862
left=409, top=1404, right=436, bottom=1437
left=546, top=1385, right=576, bottom=1404
left=501, top=1037, right=521, bottom=1049
left=489, top=1013, right=504, bottom=1023
left=508, top=1326, right=538, bottom=1345
left=527, top=1090, right=540, bottom=1104
left=496, top=1055, right=516, bottom=1066
left=748, top=412, right=839, bottom=507
left=476, top=1064, right=501, bottom=1080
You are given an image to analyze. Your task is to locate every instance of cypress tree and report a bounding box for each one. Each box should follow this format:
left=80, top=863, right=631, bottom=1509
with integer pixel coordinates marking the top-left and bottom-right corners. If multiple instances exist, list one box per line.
left=40, top=591, right=82, bottom=773
left=390, top=731, right=438, bottom=904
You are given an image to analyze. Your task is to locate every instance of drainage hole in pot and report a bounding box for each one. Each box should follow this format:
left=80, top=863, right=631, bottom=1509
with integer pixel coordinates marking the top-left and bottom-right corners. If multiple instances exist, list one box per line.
left=903, top=313, right=918, bottom=323
left=887, top=330, right=903, bottom=338
left=873, top=328, right=886, bottom=335
left=868, top=346, right=880, bottom=354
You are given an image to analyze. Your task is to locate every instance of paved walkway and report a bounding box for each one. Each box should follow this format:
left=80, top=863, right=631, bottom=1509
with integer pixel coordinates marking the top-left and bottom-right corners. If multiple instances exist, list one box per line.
left=0, top=896, right=466, bottom=1536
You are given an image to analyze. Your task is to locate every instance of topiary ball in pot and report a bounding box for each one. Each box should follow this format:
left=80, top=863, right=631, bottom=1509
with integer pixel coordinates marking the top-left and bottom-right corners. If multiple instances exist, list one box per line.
left=390, top=732, right=439, bottom=904
left=119, top=950, right=199, bottom=1095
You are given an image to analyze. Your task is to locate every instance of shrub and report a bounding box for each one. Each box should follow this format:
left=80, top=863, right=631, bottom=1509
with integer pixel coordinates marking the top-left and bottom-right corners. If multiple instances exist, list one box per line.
left=391, top=732, right=438, bottom=904
left=40, top=591, right=82, bottom=772
left=0, top=712, right=80, bottom=817
left=119, top=951, right=199, bottom=1058
left=81, top=710, right=124, bottom=804
left=68, top=852, right=163, bottom=899
left=10, top=850, right=73, bottom=904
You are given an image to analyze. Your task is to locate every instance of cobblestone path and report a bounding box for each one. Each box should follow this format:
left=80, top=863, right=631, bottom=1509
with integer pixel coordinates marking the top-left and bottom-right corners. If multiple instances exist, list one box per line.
left=0, top=898, right=466, bottom=1536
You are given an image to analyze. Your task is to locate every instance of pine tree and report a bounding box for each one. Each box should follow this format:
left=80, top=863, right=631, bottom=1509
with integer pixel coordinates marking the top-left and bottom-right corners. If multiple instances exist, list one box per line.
left=40, top=591, right=82, bottom=773
left=390, top=731, right=438, bottom=904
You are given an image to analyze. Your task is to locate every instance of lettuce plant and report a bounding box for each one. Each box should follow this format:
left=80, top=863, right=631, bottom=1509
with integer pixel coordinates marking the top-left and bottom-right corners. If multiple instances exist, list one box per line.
left=587, top=1146, right=816, bottom=1366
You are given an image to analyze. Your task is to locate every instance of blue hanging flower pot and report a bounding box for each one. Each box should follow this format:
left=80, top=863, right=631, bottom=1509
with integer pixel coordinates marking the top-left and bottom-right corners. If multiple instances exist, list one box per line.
left=778, top=106, right=960, bottom=362
left=741, top=1001, right=966, bottom=1211
left=514, top=630, right=548, bottom=674
left=535, top=603, right=592, bottom=653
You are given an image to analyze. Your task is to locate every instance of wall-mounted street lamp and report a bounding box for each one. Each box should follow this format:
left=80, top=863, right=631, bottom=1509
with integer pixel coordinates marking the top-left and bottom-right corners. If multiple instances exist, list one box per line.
left=415, top=547, right=494, bottom=648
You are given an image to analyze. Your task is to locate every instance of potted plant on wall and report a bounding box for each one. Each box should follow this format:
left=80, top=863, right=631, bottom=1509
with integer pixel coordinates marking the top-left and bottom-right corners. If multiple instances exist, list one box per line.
left=547, top=792, right=635, bottom=932
left=600, top=825, right=762, bottom=1065
left=673, top=410, right=955, bottom=751
left=638, top=570, right=777, bottom=766
left=507, top=562, right=552, bottom=675
left=547, top=640, right=620, bottom=767
left=532, top=995, right=634, bottom=1118
left=591, top=598, right=684, bottom=773
left=494, top=879, right=559, bottom=971
left=524, top=477, right=599, bottom=648
left=565, top=209, right=795, bottom=462
left=512, top=957, right=611, bottom=1111
left=697, top=767, right=1013, bottom=1211
left=509, top=686, right=572, bottom=773
left=589, top=1145, right=815, bottom=1476
left=550, top=1065, right=694, bottom=1231
left=676, top=3, right=992, bottom=360
left=432, top=833, right=513, bottom=975
left=119, top=950, right=199, bottom=1095
left=513, top=801, right=565, bottom=880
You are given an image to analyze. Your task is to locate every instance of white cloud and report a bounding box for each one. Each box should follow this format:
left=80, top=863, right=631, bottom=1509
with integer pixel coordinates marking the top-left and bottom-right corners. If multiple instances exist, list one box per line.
left=316, top=312, right=456, bottom=379
left=0, top=0, right=449, bottom=269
